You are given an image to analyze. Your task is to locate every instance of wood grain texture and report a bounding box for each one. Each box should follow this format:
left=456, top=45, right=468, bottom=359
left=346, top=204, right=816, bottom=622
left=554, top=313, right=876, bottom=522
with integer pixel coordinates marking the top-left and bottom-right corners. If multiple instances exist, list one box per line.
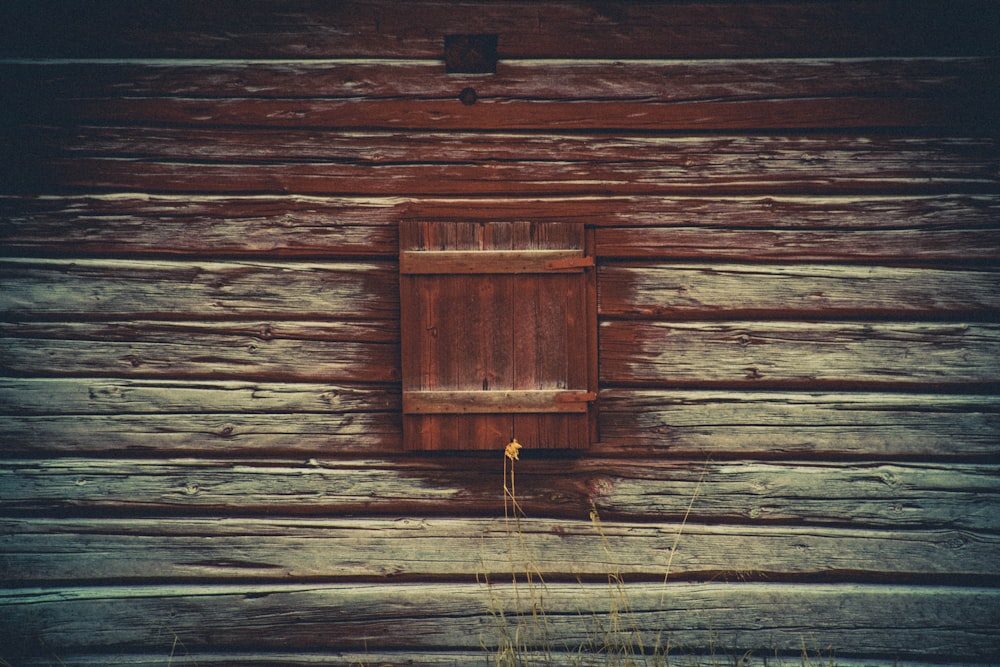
left=598, top=264, right=1000, bottom=319
left=402, top=194, right=1000, bottom=230
left=0, top=378, right=398, bottom=415
left=0, top=258, right=398, bottom=318
left=596, top=390, right=1000, bottom=458
left=4, top=381, right=995, bottom=458
left=2, top=582, right=997, bottom=660
left=5, top=58, right=995, bottom=102
left=3, top=517, right=996, bottom=584
left=0, top=321, right=400, bottom=382
left=3, top=654, right=991, bottom=667
left=10, top=95, right=988, bottom=132
left=1, top=1, right=997, bottom=663
left=6, top=194, right=999, bottom=257
left=596, top=229, right=1000, bottom=262
left=599, top=321, right=1000, bottom=388
left=8, top=132, right=999, bottom=195
left=0, top=194, right=402, bottom=256
left=1, top=458, right=996, bottom=530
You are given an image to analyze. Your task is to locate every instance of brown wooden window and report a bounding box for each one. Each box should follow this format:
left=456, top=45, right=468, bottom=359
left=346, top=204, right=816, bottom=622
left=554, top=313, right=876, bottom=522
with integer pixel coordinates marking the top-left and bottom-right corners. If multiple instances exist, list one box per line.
left=400, top=221, right=597, bottom=451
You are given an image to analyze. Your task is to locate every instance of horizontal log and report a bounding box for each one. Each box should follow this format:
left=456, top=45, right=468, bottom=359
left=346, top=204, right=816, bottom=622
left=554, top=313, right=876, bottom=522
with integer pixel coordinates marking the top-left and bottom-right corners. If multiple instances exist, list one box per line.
left=19, top=95, right=991, bottom=132
left=598, top=264, right=1000, bottom=318
left=1, top=582, right=997, bottom=660
left=4, top=260, right=998, bottom=326
left=0, top=194, right=402, bottom=256
left=0, top=378, right=398, bottom=415
left=5, top=194, right=999, bottom=257
left=402, top=194, right=1000, bottom=230
left=3, top=653, right=991, bottom=667
left=597, top=390, right=1000, bottom=458
left=2, top=381, right=994, bottom=459
left=0, top=413, right=401, bottom=455
left=0, top=258, right=397, bottom=318
left=0, top=321, right=400, bottom=383
left=10, top=132, right=997, bottom=196
left=2, top=517, right=997, bottom=584
left=1, top=458, right=996, bottom=529
left=2, top=1, right=996, bottom=58
left=597, top=229, right=1000, bottom=262
left=4, top=58, right=995, bottom=102
left=599, top=321, right=1000, bottom=389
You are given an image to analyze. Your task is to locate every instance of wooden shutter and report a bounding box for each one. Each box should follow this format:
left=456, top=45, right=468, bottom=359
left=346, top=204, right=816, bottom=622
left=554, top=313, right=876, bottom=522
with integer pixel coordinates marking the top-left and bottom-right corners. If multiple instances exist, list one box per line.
left=400, top=221, right=597, bottom=451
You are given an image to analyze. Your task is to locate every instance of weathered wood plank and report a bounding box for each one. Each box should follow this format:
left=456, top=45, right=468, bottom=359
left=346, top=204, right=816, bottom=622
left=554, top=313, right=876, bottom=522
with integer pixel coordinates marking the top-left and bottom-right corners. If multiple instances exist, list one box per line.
left=0, top=321, right=400, bottom=383
left=0, top=413, right=401, bottom=454
left=1, top=582, right=997, bottom=660
left=2, top=1, right=996, bottom=58
left=2, top=517, right=997, bottom=583
left=4, top=261, right=997, bottom=326
left=402, top=194, right=1000, bottom=230
left=0, top=378, right=398, bottom=415
left=1, top=458, right=996, bottom=529
left=5, top=194, right=998, bottom=257
left=599, top=321, right=1000, bottom=389
left=20, top=95, right=988, bottom=132
left=11, top=133, right=997, bottom=196
left=598, top=264, right=1000, bottom=319
left=0, top=194, right=402, bottom=257
left=4, top=58, right=995, bottom=102
left=597, top=230, right=1000, bottom=262
left=3, top=381, right=995, bottom=458
left=0, top=258, right=397, bottom=318
left=5, top=652, right=992, bottom=667
left=596, top=390, right=1000, bottom=458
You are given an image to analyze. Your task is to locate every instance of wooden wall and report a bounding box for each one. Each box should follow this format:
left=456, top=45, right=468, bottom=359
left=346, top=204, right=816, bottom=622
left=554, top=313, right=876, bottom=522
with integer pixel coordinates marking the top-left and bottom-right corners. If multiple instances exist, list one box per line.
left=1, top=1, right=999, bottom=664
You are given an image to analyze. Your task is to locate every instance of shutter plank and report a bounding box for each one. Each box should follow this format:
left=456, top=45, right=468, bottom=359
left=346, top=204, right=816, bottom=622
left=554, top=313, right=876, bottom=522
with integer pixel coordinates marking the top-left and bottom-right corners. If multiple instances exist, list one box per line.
left=404, top=390, right=595, bottom=414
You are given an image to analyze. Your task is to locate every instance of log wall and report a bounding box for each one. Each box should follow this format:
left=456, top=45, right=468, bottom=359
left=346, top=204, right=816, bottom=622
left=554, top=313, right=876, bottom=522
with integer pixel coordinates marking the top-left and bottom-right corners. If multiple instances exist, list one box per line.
left=1, top=2, right=998, bottom=665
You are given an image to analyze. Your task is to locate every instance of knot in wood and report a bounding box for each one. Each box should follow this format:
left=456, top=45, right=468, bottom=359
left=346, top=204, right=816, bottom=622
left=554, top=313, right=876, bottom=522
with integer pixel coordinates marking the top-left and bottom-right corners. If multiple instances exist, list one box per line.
left=459, top=87, right=478, bottom=105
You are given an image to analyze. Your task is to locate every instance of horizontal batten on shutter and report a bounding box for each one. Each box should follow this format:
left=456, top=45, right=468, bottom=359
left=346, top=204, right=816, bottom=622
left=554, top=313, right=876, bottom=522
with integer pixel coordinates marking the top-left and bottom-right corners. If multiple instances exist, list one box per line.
left=403, top=390, right=597, bottom=414
left=399, top=250, right=592, bottom=274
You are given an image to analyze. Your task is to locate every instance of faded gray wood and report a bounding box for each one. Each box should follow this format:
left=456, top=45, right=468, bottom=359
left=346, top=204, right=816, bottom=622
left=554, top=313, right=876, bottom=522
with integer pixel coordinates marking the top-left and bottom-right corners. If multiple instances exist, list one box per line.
left=600, top=321, right=1000, bottom=388
left=1, top=380, right=996, bottom=458
left=2, top=582, right=997, bottom=659
left=598, top=264, right=1000, bottom=318
left=4, top=653, right=991, bottom=667
left=596, top=390, right=1000, bottom=457
left=1, top=458, right=996, bottom=530
left=0, top=413, right=402, bottom=454
left=0, top=378, right=398, bottom=415
left=2, top=517, right=996, bottom=583
left=0, top=258, right=398, bottom=318
left=0, top=321, right=400, bottom=383
left=5, top=260, right=999, bottom=327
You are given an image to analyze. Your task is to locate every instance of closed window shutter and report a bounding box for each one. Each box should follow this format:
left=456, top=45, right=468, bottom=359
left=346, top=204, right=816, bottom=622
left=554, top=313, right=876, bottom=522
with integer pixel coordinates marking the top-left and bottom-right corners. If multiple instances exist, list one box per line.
left=400, top=221, right=597, bottom=451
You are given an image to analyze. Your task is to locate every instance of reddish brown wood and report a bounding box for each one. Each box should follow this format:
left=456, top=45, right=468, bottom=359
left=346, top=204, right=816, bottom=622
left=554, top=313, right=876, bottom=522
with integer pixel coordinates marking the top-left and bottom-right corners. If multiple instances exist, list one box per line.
left=400, top=221, right=595, bottom=450
left=4, top=58, right=996, bottom=102
left=16, top=96, right=988, bottom=132
left=12, top=133, right=998, bottom=196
